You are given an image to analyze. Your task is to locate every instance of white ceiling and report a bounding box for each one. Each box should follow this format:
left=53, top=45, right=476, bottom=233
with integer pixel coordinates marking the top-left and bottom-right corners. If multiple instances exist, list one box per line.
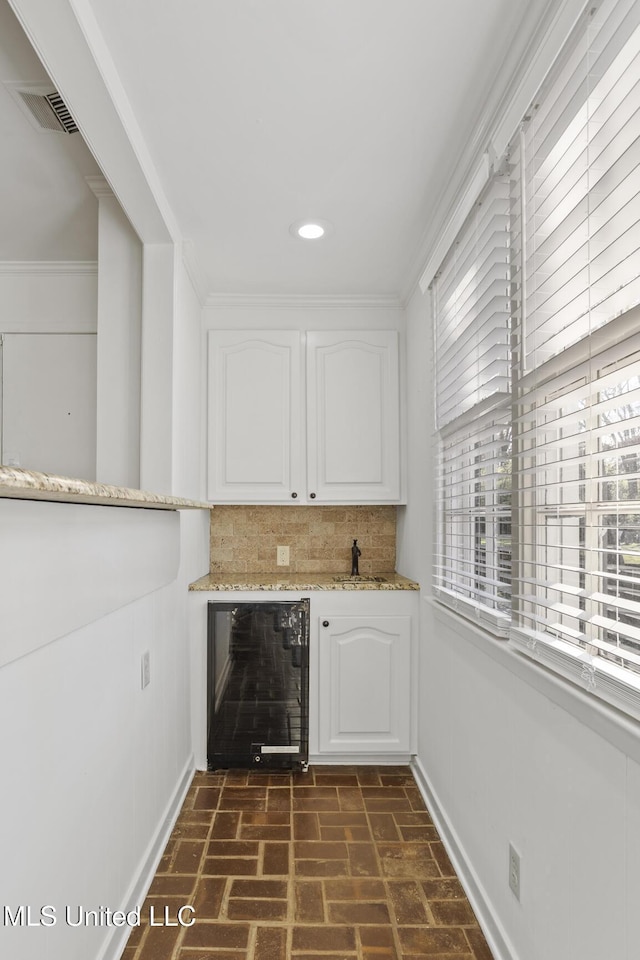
left=3, top=0, right=553, bottom=297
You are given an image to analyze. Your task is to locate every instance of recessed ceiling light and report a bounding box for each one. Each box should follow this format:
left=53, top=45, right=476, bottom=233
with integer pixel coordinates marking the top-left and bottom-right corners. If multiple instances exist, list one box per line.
left=298, top=222, right=324, bottom=239
left=289, top=219, right=334, bottom=240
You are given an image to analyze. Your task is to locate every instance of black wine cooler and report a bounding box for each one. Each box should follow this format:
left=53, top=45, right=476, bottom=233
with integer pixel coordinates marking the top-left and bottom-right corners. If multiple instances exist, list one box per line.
left=207, top=599, right=309, bottom=770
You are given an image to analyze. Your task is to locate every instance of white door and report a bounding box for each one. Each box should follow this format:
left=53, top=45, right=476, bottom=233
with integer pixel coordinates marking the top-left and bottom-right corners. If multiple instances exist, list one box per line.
left=306, top=331, right=400, bottom=501
left=1, top=333, right=97, bottom=480
left=207, top=330, right=303, bottom=501
left=318, top=614, right=411, bottom=753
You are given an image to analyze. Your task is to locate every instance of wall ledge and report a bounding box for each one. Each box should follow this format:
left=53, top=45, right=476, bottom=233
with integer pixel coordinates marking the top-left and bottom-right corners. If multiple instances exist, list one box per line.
left=0, top=466, right=210, bottom=510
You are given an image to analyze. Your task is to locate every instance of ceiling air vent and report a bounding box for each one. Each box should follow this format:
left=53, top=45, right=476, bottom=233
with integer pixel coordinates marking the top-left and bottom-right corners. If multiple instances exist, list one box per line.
left=18, top=89, right=78, bottom=134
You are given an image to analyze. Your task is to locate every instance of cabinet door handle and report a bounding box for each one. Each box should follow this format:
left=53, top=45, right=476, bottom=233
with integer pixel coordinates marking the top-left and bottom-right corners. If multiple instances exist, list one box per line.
left=322, top=620, right=329, bottom=627
left=309, top=492, right=316, bottom=499
left=291, top=491, right=298, bottom=499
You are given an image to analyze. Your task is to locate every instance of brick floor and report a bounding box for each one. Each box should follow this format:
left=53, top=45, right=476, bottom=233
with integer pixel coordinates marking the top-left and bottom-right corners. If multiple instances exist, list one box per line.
left=121, top=766, right=494, bottom=960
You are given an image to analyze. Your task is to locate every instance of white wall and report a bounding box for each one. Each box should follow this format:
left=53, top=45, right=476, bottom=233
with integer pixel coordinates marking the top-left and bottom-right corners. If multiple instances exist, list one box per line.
left=0, top=4, right=209, bottom=956
left=0, top=264, right=99, bottom=478
left=1, top=333, right=97, bottom=478
left=0, top=264, right=97, bottom=333
left=399, top=285, right=640, bottom=960
left=0, top=502, right=207, bottom=960
left=0, top=257, right=209, bottom=960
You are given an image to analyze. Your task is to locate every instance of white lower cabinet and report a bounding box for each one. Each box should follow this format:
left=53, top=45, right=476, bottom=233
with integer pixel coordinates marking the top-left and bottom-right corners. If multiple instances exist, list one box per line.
left=311, top=593, right=415, bottom=760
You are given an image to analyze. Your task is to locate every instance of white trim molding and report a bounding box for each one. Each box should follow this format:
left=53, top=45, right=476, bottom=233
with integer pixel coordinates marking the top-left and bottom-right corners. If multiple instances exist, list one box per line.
left=85, top=175, right=114, bottom=200
left=205, top=292, right=404, bottom=310
left=418, top=152, right=491, bottom=294
left=0, top=260, right=97, bottom=275
left=0, top=260, right=98, bottom=333
left=310, top=752, right=413, bottom=766
left=490, top=0, right=588, bottom=162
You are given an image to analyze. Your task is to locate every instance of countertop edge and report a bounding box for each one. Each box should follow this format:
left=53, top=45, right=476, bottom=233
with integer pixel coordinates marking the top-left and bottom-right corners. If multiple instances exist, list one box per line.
left=189, top=573, right=420, bottom=592
left=0, top=467, right=211, bottom=511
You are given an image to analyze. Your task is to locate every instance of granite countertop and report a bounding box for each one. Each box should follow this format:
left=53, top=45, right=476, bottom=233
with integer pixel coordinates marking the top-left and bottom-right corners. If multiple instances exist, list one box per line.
left=0, top=466, right=211, bottom=511
left=189, top=571, right=419, bottom=591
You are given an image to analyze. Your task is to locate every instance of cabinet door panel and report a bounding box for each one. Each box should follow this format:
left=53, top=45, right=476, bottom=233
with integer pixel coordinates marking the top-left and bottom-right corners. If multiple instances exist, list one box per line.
left=307, top=331, right=400, bottom=501
left=319, top=615, right=410, bottom=752
left=334, top=629, right=393, bottom=734
left=208, top=331, right=302, bottom=501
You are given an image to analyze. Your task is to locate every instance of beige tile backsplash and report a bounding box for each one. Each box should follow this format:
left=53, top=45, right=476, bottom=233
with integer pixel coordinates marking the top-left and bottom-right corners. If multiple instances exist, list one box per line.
left=209, top=505, right=397, bottom=574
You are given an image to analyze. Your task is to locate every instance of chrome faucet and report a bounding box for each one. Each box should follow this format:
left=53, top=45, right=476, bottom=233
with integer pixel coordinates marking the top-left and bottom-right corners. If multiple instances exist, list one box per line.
left=351, top=539, right=361, bottom=576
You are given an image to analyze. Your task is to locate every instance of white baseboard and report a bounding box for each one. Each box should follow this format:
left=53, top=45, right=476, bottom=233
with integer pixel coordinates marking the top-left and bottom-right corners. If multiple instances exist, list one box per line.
left=309, top=752, right=413, bottom=765
left=411, top=756, right=515, bottom=960
left=97, top=756, right=195, bottom=960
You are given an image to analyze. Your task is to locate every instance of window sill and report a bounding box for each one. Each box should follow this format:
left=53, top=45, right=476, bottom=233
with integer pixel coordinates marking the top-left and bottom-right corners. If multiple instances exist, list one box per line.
left=510, top=627, right=640, bottom=725
left=425, top=595, right=640, bottom=763
left=433, top=587, right=510, bottom=638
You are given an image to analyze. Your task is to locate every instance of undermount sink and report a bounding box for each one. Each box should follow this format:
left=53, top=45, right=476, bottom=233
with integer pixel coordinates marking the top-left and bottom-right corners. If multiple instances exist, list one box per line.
left=331, top=575, right=390, bottom=583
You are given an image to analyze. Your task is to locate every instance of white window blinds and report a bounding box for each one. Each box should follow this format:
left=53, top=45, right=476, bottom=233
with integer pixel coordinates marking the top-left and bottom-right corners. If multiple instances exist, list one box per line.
left=511, top=0, right=640, bottom=371
left=433, top=177, right=512, bottom=629
left=509, top=0, right=640, bottom=713
left=511, top=316, right=640, bottom=699
left=435, top=408, right=512, bottom=634
left=433, top=177, right=511, bottom=430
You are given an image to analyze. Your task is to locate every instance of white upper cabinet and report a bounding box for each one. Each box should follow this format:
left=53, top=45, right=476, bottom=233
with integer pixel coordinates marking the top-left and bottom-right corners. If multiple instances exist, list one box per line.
left=306, top=331, right=400, bottom=502
left=207, top=330, right=302, bottom=501
left=207, top=328, right=401, bottom=503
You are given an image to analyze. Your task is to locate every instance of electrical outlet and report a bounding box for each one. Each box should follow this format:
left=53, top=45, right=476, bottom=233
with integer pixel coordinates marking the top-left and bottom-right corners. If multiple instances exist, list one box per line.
left=141, top=650, right=151, bottom=689
left=509, top=843, right=521, bottom=900
left=276, top=545, right=290, bottom=566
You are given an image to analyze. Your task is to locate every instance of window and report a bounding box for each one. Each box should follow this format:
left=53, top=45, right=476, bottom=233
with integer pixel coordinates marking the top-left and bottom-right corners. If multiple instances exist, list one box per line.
left=433, top=177, right=512, bottom=634
left=433, top=0, right=640, bottom=715
left=511, top=317, right=640, bottom=701
left=436, top=409, right=512, bottom=633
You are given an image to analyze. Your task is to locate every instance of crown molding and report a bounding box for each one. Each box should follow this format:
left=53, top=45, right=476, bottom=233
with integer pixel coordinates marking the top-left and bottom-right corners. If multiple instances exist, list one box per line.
left=0, top=261, right=98, bottom=276
left=403, top=0, right=588, bottom=301
left=85, top=175, right=114, bottom=199
left=418, top=152, right=491, bottom=295
left=489, top=0, right=588, bottom=165
left=204, top=292, right=404, bottom=310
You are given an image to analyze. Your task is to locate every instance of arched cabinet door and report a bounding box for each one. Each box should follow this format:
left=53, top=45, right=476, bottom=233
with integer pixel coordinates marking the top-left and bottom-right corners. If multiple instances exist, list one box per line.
left=306, top=331, right=400, bottom=502
left=207, top=330, right=303, bottom=501
left=318, top=615, right=410, bottom=753
left=207, top=328, right=402, bottom=503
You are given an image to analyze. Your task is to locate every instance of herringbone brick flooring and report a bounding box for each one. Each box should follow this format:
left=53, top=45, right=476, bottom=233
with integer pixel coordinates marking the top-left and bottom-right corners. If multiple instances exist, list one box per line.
left=121, top=766, right=493, bottom=960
